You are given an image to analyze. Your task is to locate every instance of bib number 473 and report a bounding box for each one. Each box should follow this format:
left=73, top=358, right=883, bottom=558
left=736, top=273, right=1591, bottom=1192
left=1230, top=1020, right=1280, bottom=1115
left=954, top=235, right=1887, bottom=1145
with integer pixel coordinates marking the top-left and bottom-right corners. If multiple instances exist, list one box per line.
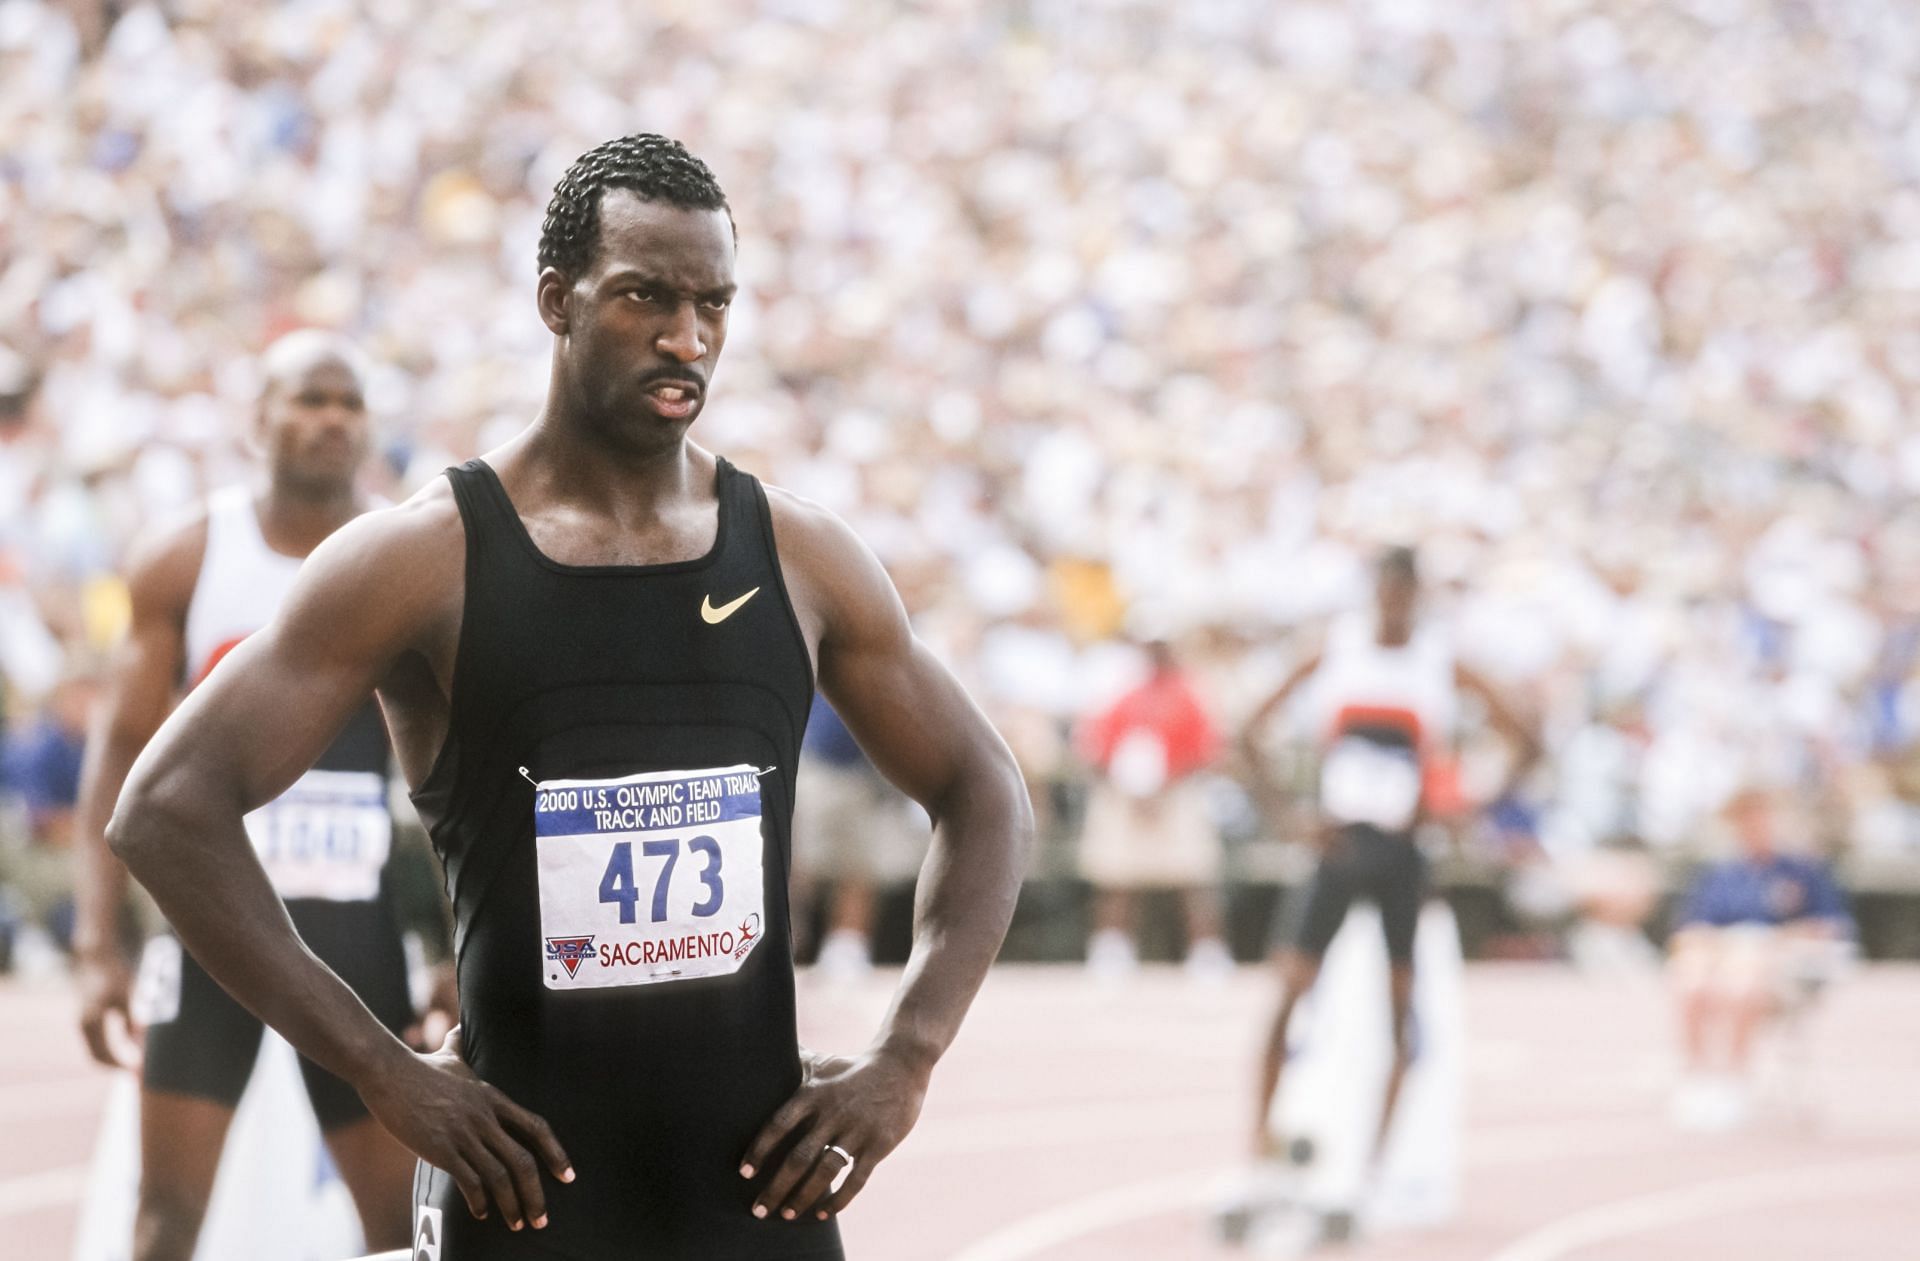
left=598, top=836, right=724, bottom=924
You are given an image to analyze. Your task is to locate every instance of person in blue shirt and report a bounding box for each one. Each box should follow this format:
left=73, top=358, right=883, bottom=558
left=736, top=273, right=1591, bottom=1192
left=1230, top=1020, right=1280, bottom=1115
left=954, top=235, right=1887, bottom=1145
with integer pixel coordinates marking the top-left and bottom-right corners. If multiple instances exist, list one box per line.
left=3, top=671, right=91, bottom=846
left=0, top=670, right=95, bottom=958
left=1669, top=786, right=1852, bottom=1129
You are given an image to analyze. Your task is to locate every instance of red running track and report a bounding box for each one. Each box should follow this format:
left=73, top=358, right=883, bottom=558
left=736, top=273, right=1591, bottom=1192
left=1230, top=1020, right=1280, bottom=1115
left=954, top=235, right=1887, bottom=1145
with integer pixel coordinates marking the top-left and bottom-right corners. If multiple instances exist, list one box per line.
left=4, top=964, right=1918, bottom=1260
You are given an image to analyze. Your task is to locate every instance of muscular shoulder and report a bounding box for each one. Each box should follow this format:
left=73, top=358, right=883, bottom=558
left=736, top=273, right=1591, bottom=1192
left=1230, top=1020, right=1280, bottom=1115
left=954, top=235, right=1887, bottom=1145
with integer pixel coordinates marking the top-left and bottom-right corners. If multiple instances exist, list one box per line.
left=274, top=476, right=466, bottom=655
left=304, top=477, right=462, bottom=594
left=761, top=483, right=903, bottom=653
left=761, top=484, right=868, bottom=581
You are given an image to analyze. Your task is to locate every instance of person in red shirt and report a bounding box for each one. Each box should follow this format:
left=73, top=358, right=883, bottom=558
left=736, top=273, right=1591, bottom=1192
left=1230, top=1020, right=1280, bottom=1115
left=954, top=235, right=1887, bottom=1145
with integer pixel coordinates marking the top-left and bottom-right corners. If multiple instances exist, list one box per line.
left=1077, top=639, right=1231, bottom=980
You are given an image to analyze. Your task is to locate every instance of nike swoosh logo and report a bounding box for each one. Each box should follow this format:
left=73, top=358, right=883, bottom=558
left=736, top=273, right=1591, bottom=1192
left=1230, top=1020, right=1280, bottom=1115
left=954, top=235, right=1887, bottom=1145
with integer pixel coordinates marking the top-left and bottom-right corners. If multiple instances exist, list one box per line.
left=701, top=587, right=761, bottom=625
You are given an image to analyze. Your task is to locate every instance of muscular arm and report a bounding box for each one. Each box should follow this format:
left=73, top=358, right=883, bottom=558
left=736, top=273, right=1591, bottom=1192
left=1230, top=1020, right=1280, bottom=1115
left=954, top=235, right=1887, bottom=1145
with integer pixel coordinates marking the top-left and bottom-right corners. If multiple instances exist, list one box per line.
left=109, top=510, right=432, bottom=1083
left=746, top=493, right=1033, bottom=1220
left=814, top=519, right=1030, bottom=1077
left=106, top=493, right=570, bottom=1229
left=71, top=516, right=203, bottom=1066
left=1455, top=663, right=1542, bottom=802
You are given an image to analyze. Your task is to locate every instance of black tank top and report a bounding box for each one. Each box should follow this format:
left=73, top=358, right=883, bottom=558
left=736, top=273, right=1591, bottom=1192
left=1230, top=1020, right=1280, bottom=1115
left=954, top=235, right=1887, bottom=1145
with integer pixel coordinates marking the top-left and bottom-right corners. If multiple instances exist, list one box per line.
left=410, top=457, right=839, bottom=1260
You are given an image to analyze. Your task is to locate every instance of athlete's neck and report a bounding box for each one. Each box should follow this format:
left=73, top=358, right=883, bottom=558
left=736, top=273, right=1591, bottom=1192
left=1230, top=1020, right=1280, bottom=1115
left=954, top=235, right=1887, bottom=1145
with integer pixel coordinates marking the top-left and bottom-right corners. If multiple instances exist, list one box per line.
left=1376, top=619, right=1414, bottom=648
left=258, top=480, right=362, bottom=559
left=513, top=416, right=713, bottom=517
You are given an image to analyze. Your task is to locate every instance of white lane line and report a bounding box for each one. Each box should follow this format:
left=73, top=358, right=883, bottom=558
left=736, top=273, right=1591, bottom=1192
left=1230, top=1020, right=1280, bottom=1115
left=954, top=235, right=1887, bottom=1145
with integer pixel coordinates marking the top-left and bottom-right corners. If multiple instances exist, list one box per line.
left=947, top=1169, right=1230, bottom=1261
left=1481, top=1151, right=1920, bottom=1261
left=0, top=1163, right=90, bottom=1220
left=945, top=1116, right=1656, bottom=1261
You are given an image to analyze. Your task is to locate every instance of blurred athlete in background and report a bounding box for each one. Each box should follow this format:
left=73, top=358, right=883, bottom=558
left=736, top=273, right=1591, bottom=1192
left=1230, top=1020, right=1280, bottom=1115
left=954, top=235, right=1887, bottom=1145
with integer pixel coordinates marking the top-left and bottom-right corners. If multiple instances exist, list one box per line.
left=1242, top=546, right=1540, bottom=1161
left=104, top=134, right=1031, bottom=1260
left=71, top=331, right=437, bottom=1260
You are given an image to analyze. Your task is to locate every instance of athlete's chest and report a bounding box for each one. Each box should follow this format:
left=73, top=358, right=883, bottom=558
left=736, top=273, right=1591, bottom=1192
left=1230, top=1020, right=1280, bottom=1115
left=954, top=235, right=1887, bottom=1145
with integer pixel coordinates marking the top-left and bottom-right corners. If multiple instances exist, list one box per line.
left=518, top=504, right=718, bottom=569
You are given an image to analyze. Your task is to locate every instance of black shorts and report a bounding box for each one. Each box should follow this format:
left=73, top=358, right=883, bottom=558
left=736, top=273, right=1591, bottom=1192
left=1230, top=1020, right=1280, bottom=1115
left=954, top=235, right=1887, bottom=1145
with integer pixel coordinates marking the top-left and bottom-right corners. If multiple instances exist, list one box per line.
left=141, top=898, right=411, bottom=1130
left=411, top=1168, right=847, bottom=1261
left=1284, top=824, right=1428, bottom=965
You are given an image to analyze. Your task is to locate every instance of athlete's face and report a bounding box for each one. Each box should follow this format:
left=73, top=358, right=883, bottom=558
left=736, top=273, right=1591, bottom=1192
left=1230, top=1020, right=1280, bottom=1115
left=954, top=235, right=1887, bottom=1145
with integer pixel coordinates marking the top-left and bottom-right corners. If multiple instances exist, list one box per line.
left=257, top=357, right=370, bottom=494
left=542, top=192, right=735, bottom=448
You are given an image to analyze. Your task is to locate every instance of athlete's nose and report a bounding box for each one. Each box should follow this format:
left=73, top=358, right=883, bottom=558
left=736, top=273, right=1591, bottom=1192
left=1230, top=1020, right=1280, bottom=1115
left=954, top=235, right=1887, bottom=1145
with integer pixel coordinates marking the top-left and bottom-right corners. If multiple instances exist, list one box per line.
left=655, top=301, right=706, bottom=364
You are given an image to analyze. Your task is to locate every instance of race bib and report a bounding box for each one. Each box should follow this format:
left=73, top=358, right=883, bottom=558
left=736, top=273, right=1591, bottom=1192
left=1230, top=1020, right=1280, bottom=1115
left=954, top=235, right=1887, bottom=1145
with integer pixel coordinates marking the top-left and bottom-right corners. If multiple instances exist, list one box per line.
left=535, top=765, right=767, bottom=990
left=1319, top=737, right=1423, bottom=832
left=245, top=769, right=391, bottom=902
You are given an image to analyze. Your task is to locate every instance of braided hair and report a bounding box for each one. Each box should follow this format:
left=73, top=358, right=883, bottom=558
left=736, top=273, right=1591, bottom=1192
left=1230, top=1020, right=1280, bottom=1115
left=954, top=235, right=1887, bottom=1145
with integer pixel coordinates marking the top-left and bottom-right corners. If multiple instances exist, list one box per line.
left=537, top=134, right=732, bottom=278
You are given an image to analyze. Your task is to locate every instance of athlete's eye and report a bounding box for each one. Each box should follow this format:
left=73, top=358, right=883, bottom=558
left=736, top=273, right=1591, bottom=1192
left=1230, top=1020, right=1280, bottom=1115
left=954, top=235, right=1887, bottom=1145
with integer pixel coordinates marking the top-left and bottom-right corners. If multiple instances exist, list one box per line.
left=700, top=298, right=731, bottom=314
left=626, top=289, right=657, bottom=304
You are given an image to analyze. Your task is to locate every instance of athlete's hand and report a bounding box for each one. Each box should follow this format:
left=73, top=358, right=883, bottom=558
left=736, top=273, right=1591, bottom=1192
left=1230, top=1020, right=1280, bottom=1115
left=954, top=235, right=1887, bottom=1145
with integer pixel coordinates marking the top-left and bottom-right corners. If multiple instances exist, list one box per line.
left=77, top=948, right=141, bottom=1070
left=740, top=1046, right=927, bottom=1223
left=362, top=1025, right=574, bottom=1232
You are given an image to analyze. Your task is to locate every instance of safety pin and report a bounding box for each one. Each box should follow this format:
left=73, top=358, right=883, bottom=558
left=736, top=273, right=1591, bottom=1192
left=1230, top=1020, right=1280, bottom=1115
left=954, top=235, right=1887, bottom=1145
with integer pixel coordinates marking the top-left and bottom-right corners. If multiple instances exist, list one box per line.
left=518, top=767, right=538, bottom=786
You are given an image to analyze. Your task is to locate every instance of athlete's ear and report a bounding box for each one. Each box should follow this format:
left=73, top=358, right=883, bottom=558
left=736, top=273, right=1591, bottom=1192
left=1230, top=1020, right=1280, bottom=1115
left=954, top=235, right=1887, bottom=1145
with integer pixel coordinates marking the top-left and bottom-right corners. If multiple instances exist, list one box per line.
left=536, top=267, right=572, bottom=336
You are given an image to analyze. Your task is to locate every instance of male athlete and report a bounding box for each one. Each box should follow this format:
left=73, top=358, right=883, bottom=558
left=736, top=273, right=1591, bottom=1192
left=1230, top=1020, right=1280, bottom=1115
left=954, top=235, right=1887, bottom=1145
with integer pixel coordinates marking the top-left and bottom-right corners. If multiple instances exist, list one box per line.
left=1242, top=546, right=1539, bottom=1162
left=106, top=134, right=1033, bottom=1259
left=72, top=332, right=426, bottom=1259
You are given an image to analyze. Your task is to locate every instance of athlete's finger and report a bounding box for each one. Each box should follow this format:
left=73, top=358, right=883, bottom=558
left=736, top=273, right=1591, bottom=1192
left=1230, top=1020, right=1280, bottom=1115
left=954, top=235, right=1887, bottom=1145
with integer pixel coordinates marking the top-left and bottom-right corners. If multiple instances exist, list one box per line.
left=444, top=1155, right=490, bottom=1221
left=816, top=1157, right=876, bottom=1218
left=482, top=1122, right=548, bottom=1229
left=121, top=1009, right=146, bottom=1060
left=777, top=1143, right=844, bottom=1221
left=80, top=1011, right=119, bottom=1068
left=494, top=1094, right=575, bottom=1183
left=740, top=1096, right=812, bottom=1179
left=752, top=1121, right=822, bottom=1219
left=86, top=1005, right=140, bottom=1071
left=469, top=1143, right=527, bottom=1230
left=799, top=1135, right=862, bottom=1218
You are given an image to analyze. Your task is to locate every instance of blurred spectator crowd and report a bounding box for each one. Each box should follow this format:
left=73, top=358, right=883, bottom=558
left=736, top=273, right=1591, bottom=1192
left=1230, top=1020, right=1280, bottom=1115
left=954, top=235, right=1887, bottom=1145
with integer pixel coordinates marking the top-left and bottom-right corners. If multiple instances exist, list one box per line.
left=6, top=0, right=1920, bottom=950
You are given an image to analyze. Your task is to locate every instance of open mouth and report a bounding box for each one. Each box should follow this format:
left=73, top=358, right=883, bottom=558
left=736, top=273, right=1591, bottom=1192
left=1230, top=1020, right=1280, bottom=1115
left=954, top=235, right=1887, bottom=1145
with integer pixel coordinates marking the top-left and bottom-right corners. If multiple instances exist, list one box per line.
left=642, top=379, right=701, bottom=420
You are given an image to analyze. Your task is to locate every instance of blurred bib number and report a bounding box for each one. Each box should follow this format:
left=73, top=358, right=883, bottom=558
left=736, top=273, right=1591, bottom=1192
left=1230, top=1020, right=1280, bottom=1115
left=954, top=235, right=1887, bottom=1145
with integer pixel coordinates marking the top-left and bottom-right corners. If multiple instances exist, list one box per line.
left=1319, top=738, right=1422, bottom=832
left=244, top=769, right=391, bottom=902
left=536, top=766, right=766, bottom=990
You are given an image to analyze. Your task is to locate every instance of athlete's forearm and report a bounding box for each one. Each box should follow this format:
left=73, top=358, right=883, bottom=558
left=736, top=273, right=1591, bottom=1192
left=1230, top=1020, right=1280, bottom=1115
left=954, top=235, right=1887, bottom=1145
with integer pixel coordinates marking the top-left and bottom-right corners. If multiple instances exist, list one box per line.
left=72, top=724, right=151, bottom=958
left=872, top=753, right=1032, bottom=1076
left=107, top=789, right=411, bottom=1088
left=72, top=826, right=132, bottom=960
